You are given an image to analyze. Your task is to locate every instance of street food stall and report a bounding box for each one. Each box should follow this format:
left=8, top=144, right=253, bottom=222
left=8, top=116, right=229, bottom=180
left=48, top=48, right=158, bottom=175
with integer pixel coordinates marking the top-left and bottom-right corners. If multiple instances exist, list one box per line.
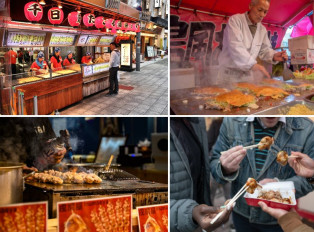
left=0, top=0, right=140, bottom=115
left=170, top=0, right=314, bottom=115
left=0, top=117, right=168, bottom=232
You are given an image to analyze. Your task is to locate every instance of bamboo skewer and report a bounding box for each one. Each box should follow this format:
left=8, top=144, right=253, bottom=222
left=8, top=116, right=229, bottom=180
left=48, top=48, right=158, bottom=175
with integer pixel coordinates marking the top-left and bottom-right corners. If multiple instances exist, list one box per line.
left=106, top=155, right=114, bottom=171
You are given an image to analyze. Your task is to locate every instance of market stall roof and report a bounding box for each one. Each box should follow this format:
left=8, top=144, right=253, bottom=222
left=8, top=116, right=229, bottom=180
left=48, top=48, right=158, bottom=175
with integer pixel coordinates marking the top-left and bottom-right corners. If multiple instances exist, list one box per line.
left=171, top=0, right=313, bottom=27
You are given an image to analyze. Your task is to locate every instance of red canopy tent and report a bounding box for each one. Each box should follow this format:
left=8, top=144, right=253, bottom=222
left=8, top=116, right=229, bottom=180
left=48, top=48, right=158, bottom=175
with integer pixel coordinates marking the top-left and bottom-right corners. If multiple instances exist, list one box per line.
left=171, top=0, right=313, bottom=27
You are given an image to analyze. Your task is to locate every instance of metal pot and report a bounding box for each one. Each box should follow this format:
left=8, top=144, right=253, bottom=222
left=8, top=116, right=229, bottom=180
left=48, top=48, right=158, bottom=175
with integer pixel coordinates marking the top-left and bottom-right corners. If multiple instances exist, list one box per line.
left=0, top=162, right=24, bottom=205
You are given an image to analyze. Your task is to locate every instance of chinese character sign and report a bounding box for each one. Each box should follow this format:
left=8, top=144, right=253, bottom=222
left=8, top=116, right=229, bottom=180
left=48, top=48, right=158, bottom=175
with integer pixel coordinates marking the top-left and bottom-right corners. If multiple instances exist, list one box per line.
left=48, top=7, right=64, bottom=25
left=24, top=1, right=43, bottom=22
left=57, top=196, right=132, bottom=232
left=170, top=7, right=286, bottom=69
left=68, top=12, right=81, bottom=27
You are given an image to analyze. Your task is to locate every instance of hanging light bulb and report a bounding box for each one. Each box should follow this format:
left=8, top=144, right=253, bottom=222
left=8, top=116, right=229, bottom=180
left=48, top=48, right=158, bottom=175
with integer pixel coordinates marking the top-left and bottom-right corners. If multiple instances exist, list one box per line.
left=58, top=1, right=62, bottom=8
left=77, top=7, right=81, bottom=13
left=39, top=0, right=46, bottom=5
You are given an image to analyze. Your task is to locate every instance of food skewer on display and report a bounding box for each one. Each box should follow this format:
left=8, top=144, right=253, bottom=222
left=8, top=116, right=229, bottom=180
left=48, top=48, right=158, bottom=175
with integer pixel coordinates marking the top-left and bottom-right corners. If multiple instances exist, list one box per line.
left=106, top=155, right=114, bottom=171
left=220, top=136, right=274, bottom=156
left=210, top=178, right=262, bottom=224
left=243, top=136, right=274, bottom=150
left=276, top=151, right=299, bottom=166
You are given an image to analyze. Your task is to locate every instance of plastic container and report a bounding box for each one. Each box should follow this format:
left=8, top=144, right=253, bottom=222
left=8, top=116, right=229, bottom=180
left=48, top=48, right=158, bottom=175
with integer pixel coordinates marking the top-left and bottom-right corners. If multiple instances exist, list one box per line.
left=244, top=181, right=296, bottom=210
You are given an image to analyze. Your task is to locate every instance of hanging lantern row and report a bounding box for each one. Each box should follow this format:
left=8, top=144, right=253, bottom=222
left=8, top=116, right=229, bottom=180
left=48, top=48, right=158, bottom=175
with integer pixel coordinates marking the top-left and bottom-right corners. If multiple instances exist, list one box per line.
left=24, top=2, right=141, bottom=32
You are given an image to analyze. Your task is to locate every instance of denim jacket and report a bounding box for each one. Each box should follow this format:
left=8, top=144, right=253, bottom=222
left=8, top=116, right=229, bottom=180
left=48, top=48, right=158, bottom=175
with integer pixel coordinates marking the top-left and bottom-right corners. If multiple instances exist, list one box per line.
left=210, top=117, right=314, bottom=225
left=170, top=118, right=212, bottom=232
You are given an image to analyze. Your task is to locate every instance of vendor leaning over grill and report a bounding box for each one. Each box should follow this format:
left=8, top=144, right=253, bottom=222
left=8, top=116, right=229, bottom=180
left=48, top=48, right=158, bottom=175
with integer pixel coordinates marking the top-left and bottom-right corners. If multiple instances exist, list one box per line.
left=0, top=118, right=70, bottom=172
left=210, top=117, right=314, bottom=232
left=218, top=0, right=288, bottom=83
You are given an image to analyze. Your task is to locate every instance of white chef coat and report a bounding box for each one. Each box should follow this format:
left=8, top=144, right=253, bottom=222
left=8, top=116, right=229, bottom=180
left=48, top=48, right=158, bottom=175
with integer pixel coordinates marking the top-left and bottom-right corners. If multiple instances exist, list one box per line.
left=217, top=12, right=276, bottom=83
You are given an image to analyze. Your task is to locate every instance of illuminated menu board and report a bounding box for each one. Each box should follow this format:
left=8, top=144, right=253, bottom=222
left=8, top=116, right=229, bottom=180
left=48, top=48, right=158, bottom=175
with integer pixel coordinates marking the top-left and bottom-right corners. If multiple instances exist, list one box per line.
left=93, top=62, right=109, bottom=74
left=121, top=43, right=131, bottom=66
left=86, top=36, right=99, bottom=46
left=49, top=33, right=76, bottom=46
left=6, top=31, right=46, bottom=47
left=98, top=36, right=114, bottom=46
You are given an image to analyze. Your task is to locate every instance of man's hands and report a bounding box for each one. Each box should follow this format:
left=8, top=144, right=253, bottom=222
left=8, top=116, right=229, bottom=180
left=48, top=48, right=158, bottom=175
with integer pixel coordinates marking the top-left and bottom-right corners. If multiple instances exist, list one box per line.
left=220, top=146, right=246, bottom=175
left=288, top=152, right=314, bottom=178
left=258, top=201, right=288, bottom=219
left=273, top=51, right=288, bottom=62
left=192, top=204, right=232, bottom=232
left=252, top=64, right=271, bottom=78
left=259, top=178, right=278, bottom=185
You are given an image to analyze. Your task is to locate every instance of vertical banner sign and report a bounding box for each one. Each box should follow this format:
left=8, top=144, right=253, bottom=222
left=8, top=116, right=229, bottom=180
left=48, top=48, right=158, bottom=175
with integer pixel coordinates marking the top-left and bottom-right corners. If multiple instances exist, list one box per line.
left=155, top=0, right=160, bottom=8
left=121, top=43, right=131, bottom=66
left=57, top=196, right=132, bottom=232
left=137, top=204, right=168, bottom=232
left=170, top=7, right=287, bottom=69
left=146, top=0, right=150, bottom=10
left=0, top=202, right=48, bottom=232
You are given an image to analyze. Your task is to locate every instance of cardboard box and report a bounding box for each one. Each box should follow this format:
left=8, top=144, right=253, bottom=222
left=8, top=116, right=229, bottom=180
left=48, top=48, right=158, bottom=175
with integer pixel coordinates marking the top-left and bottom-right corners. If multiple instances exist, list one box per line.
left=291, top=49, right=314, bottom=64
left=289, top=35, right=314, bottom=50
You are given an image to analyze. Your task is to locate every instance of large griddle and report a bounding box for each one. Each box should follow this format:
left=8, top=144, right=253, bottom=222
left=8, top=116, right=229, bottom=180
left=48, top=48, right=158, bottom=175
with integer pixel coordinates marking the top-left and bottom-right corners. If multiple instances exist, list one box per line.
left=170, top=82, right=314, bottom=115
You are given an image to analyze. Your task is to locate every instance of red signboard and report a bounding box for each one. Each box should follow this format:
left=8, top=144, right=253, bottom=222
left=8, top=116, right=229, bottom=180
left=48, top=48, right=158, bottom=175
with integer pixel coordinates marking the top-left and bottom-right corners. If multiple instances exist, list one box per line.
left=137, top=204, right=168, bottom=232
left=57, top=195, right=132, bottom=232
left=83, top=13, right=95, bottom=27
left=68, top=12, right=81, bottom=27
left=0, top=202, right=48, bottom=232
left=48, top=7, right=64, bottom=25
left=24, top=2, right=43, bottom=22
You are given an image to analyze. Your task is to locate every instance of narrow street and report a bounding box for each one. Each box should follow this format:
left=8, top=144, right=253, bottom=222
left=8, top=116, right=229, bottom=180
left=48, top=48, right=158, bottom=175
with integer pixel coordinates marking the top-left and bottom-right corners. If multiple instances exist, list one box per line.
left=60, top=57, right=168, bottom=115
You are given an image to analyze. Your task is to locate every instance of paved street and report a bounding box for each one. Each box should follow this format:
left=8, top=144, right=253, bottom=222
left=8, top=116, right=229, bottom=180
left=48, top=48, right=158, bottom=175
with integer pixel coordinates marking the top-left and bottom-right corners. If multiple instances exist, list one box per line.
left=60, top=57, right=168, bottom=115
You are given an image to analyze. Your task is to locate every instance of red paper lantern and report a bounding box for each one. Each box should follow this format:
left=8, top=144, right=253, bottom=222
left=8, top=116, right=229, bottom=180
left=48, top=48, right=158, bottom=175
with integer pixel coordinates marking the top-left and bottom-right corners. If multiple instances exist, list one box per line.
left=48, top=7, right=64, bottom=25
left=83, top=13, right=95, bottom=27
left=121, top=22, right=128, bottom=31
left=128, top=23, right=134, bottom=32
left=105, top=19, right=116, bottom=29
left=135, top=23, right=141, bottom=33
left=24, top=2, right=43, bottom=22
left=95, top=16, right=106, bottom=29
left=68, top=12, right=81, bottom=27
left=115, top=20, right=122, bottom=30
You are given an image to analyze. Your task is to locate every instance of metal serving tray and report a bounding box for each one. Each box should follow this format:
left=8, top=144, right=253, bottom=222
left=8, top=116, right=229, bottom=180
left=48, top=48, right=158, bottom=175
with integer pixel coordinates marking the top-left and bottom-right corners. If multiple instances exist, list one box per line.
left=254, top=100, right=314, bottom=115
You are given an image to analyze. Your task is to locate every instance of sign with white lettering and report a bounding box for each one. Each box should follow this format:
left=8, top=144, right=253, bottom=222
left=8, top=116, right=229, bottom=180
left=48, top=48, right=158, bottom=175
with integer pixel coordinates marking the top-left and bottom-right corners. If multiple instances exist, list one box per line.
left=49, top=33, right=76, bottom=46
left=6, top=31, right=46, bottom=46
left=98, top=36, right=114, bottom=46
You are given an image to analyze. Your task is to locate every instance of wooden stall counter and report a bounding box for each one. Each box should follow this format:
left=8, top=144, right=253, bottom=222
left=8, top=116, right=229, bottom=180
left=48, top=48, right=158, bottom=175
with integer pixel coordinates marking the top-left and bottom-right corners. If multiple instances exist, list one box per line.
left=15, top=73, right=83, bottom=115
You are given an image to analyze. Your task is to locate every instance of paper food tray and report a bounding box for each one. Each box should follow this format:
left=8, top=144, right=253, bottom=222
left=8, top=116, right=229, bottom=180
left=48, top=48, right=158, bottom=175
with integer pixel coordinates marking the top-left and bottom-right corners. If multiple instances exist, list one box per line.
left=244, top=181, right=296, bottom=210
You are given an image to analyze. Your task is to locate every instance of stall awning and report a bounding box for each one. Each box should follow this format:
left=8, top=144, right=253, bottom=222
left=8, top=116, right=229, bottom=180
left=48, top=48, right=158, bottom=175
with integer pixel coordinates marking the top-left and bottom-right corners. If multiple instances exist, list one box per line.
left=171, top=0, right=313, bottom=27
left=291, top=15, right=314, bottom=37
left=151, top=16, right=168, bottom=29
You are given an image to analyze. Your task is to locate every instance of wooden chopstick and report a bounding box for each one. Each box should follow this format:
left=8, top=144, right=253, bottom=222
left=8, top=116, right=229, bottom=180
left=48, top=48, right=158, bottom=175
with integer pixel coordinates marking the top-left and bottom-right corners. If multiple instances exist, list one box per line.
left=210, top=185, right=249, bottom=224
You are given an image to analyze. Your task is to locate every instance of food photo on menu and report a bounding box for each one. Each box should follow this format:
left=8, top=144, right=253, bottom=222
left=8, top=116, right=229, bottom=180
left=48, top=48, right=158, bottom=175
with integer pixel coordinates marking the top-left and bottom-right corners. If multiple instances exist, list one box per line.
left=170, top=0, right=314, bottom=115
left=0, top=117, right=168, bottom=232
left=0, top=0, right=168, bottom=116
left=170, top=117, right=314, bottom=232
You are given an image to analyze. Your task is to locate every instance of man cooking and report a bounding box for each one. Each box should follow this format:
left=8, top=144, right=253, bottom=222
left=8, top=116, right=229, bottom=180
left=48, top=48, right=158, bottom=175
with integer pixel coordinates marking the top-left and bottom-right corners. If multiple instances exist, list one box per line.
left=210, top=117, right=314, bottom=232
left=218, top=0, right=288, bottom=83
left=0, top=118, right=69, bottom=172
